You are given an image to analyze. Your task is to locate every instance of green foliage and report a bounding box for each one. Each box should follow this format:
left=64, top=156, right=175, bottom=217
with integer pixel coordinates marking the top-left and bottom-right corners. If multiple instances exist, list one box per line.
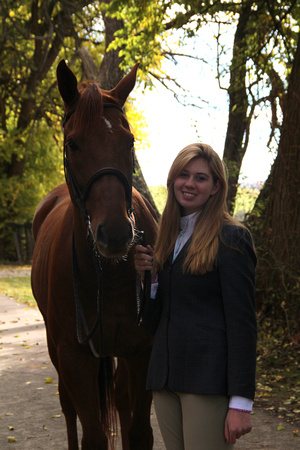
left=149, top=185, right=167, bottom=214
left=0, top=0, right=103, bottom=259
left=0, top=120, right=64, bottom=226
left=104, top=0, right=166, bottom=78
left=233, top=186, right=260, bottom=221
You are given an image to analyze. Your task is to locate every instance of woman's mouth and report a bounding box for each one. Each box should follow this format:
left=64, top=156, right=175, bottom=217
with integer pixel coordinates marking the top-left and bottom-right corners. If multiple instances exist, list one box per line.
left=182, top=191, right=196, bottom=198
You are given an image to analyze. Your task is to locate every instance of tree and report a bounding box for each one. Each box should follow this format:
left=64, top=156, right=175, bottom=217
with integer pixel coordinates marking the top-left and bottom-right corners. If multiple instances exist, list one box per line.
left=247, top=30, right=300, bottom=334
left=108, top=0, right=298, bottom=210
left=0, top=0, right=92, bottom=258
left=0, top=0, right=159, bottom=260
left=1, top=0, right=299, bottom=263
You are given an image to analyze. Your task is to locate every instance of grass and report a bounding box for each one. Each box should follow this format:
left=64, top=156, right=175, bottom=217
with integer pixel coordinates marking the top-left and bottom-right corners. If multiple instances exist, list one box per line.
left=0, top=276, right=36, bottom=307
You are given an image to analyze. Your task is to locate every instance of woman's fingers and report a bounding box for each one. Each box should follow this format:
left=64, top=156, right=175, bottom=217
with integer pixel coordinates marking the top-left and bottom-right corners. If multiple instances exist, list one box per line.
left=134, top=245, right=154, bottom=277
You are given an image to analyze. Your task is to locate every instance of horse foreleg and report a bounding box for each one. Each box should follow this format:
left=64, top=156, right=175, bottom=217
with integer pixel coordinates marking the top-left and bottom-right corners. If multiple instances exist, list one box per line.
left=58, top=348, right=109, bottom=450
left=114, top=358, right=131, bottom=450
left=46, top=334, right=79, bottom=449
left=59, top=378, right=79, bottom=450
left=127, top=349, right=154, bottom=450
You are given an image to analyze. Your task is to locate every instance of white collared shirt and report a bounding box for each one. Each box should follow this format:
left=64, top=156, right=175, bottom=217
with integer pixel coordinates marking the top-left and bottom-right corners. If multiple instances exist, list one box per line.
left=172, top=212, right=199, bottom=261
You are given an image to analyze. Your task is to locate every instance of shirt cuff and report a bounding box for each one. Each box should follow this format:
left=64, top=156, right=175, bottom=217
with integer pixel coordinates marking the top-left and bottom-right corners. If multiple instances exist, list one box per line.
left=229, top=396, right=253, bottom=412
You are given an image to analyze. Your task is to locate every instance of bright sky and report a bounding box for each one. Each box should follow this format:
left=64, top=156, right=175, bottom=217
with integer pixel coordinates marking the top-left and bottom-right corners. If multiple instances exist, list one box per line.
left=133, top=24, right=276, bottom=187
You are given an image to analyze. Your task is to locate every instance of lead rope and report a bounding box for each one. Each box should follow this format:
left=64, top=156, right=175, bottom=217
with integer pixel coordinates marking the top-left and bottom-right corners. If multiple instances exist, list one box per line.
left=136, top=231, right=152, bottom=326
left=72, top=228, right=103, bottom=358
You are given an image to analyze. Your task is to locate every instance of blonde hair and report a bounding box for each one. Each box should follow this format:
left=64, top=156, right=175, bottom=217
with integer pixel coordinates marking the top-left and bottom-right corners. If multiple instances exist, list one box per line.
left=155, top=143, right=240, bottom=274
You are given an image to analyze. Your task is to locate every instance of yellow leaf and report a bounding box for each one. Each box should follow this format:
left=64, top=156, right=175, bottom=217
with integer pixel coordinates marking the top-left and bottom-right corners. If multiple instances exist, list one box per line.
left=277, top=425, right=285, bottom=431
left=293, top=429, right=299, bottom=436
left=45, top=377, right=53, bottom=384
left=51, top=414, right=61, bottom=418
left=7, top=436, right=17, bottom=442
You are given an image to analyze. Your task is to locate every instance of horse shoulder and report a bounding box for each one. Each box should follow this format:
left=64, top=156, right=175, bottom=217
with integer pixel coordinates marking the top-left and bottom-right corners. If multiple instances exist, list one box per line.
left=32, top=184, right=70, bottom=240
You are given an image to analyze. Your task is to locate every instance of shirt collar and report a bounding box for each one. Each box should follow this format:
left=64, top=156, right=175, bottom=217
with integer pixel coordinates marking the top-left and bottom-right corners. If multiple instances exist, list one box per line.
left=180, top=211, right=200, bottom=234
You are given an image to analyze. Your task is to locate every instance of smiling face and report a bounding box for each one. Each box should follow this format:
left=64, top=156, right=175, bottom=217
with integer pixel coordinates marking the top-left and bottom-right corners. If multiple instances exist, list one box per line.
left=173, top=157, right=220, bottom=216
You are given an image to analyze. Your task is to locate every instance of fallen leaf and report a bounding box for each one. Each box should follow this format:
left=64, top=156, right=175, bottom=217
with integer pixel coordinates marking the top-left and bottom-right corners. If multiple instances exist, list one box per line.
left=45, top=377, right=53, bottom=384
left=7, top=436, right=16, bottom=442
left=293, top=429, right=299, bottom=436
left=277, top=425, right=285, bottom=431
left=51, top=414, right=61, bottom=418
left=7, top=426, right=14, bottom=431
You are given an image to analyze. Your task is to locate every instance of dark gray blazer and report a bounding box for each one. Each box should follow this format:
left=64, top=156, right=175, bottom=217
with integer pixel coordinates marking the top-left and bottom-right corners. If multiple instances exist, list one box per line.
left=142, top=224, right=257, bottom=400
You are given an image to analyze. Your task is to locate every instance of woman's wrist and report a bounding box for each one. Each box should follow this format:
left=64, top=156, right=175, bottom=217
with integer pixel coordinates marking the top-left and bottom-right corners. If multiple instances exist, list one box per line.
left=229, top=407, right=251, bottom=413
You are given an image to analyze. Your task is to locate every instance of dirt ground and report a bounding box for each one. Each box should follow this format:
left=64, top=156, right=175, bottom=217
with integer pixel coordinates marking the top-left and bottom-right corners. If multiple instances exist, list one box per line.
left=0, top=279, right=299, bottom=449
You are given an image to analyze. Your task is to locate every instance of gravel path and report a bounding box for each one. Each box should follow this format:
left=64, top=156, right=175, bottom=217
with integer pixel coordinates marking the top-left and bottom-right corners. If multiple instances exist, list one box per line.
left=0, top=269, right=299, bottom=449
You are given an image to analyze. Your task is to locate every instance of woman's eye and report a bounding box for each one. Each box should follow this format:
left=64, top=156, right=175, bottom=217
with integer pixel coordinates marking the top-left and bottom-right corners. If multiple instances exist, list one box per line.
left=196, top=176, right=206, bottom=181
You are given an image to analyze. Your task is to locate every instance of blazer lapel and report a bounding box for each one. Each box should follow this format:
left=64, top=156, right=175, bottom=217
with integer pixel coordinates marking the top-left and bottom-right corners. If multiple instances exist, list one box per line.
left=172, top=236, right=192, bottom=264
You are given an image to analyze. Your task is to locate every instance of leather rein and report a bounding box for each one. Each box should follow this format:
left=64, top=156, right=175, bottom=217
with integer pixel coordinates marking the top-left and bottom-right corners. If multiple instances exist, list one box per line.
left=63, top=103, right=135, bottom=358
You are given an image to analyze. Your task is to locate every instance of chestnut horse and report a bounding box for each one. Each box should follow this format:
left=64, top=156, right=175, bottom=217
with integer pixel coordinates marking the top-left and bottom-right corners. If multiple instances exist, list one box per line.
left=31, top=60, right=157, bottom=450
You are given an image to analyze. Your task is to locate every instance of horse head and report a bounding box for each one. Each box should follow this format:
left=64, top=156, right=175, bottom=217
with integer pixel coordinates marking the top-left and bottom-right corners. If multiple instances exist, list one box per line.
left=57, top=60, right=139, bottom=259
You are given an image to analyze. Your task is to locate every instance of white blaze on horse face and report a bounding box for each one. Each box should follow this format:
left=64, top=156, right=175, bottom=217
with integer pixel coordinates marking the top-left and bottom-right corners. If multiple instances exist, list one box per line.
left=103, top=117, right=113, bottom=133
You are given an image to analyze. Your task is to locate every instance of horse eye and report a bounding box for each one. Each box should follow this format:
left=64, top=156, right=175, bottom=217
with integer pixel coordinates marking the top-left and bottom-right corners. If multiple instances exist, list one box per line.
left=67, top=139, right=79, bottom=152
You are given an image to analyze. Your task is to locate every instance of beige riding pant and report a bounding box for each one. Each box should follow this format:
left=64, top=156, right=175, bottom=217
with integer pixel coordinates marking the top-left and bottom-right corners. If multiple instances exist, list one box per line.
left=153, top=389, right=234, bottom=450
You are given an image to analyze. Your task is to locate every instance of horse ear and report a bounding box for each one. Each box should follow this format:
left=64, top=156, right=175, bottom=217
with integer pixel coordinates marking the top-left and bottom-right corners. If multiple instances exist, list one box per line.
left=110, top=63, right=139, bottom=107
left=57, top=60, right=79, bottom=106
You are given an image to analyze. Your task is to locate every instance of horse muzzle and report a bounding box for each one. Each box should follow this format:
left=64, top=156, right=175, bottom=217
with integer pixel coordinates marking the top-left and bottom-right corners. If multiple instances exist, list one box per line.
left=95, top=218, right=134, bottom=258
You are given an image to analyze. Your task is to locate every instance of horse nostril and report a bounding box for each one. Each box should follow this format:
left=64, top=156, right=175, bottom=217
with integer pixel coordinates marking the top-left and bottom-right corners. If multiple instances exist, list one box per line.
left=96, top=225, right=107, bottom=248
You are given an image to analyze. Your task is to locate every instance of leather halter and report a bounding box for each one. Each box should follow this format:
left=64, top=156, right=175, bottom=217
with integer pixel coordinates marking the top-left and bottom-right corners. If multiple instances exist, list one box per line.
left=63, top=103, right=134, bottom=225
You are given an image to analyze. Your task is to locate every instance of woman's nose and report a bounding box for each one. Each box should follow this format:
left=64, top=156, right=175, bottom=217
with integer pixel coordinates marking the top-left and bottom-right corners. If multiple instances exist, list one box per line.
left=184, top=176, right=195, bottom=188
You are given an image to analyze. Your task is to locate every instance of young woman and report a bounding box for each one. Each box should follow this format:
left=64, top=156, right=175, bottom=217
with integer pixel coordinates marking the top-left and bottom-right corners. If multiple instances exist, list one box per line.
left=135, top=143, right=257, bottom=449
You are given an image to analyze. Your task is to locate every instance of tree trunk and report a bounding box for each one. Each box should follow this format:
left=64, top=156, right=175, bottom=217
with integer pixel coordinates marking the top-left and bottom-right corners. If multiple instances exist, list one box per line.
left=223, top=1, right=252, bottom=212
left=248, top=31, right=300, bottom=334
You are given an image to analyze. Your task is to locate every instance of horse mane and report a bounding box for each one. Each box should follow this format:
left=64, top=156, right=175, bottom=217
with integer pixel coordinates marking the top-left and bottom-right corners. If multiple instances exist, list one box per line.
left=71, top=82, right=104, bottom=136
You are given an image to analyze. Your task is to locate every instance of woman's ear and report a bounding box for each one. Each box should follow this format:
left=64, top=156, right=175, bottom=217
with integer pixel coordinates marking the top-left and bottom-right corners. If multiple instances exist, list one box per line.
left=211, top=179, right=221, bottom=196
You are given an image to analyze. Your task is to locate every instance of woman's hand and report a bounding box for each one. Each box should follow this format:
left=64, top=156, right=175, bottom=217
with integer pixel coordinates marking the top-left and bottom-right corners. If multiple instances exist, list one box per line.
left=134, top=244, right=155, bottom=279
left=225, top=409, right=252, bottom=444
